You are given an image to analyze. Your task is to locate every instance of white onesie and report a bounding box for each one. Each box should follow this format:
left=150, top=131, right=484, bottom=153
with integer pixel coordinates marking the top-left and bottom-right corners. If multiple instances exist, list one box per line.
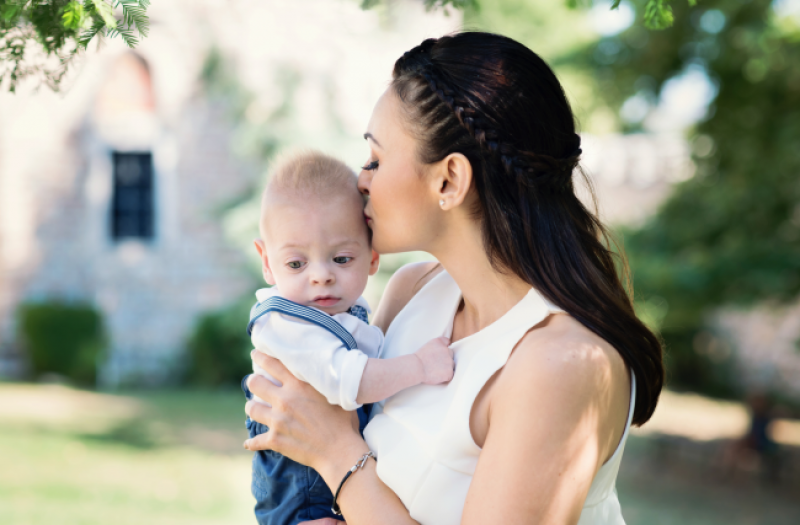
left=249, top=287, right=384, bottom=411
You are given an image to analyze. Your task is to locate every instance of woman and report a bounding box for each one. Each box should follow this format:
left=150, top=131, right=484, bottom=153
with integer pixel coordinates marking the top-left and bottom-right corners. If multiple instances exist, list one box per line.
left=244, top=32, right=664, bottom=524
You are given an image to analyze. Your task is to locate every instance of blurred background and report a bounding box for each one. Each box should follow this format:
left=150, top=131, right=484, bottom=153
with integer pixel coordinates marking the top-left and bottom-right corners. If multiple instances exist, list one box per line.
left=1, top=0, right=799, bottom=523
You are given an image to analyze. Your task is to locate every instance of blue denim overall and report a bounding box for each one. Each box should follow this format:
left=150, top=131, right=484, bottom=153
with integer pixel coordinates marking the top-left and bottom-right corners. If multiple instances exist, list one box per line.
left=242, top=296, right=372, bottom=525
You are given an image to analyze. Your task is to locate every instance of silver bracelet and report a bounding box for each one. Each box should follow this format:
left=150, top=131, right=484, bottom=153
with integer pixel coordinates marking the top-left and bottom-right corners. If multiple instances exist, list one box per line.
left=331, top=451, right=376, bottom=515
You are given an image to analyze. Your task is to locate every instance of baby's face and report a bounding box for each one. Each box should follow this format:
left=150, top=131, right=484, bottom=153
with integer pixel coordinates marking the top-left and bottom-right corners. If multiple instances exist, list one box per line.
left=256, top=191, right=379, bottom=315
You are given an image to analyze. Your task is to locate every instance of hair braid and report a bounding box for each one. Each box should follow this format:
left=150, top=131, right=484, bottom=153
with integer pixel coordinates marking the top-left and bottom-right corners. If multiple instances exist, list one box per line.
left=416, top=60, right=580, bottom=193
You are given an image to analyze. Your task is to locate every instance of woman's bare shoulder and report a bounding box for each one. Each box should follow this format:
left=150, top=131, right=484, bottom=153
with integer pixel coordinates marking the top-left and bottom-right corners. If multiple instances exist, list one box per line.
left=492, top=314, right=630, bottom=458
left=516, top=315, right=623, bottom=379
left=371, top=261, right=442, bottom=332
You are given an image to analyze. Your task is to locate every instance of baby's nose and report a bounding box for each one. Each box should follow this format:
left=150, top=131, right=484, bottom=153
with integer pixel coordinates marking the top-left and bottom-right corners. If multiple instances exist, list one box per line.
left=310, top=266, right=335, bottom=285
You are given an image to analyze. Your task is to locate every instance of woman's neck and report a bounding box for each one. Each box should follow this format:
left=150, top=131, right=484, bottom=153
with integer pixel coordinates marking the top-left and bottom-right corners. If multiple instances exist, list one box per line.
left=431, top=221, right=531, bottom=340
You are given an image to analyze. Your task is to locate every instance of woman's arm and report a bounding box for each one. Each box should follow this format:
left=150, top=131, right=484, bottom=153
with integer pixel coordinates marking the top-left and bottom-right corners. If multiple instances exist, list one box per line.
left=462, top=316, right=631, bottom=525
left=245, top=353, right=420, bottom=525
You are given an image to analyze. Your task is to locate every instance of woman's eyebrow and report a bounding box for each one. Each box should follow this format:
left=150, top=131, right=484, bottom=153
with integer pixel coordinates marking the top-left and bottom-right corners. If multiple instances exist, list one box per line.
left=363, top=132, right=382, bottom=148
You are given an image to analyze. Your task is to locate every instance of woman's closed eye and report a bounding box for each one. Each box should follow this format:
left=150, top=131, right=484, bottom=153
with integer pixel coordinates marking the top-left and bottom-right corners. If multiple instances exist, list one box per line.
left=361, top=160, right=379, bottom=171
left=333, top=256, right=353, bottom=265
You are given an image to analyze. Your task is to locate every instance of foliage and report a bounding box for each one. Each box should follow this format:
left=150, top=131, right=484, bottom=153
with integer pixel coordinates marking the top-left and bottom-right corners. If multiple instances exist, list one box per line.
left=0, top=0, right=149, bottom=91
left=184, top=297, right=254, bottom=388
left=363, top=0, right=697, bottom=30
left=568, top=0, right=800, bottom=394
left=17, top=301, right=107, bottom=386
left=0, top=0, right=697, bottom=93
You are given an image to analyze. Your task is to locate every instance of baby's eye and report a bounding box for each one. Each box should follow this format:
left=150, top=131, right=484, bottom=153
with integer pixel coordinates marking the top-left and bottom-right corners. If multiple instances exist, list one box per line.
left=333, top=256, right=352, bottom=265
left=287, top=261, right=305, bottom=270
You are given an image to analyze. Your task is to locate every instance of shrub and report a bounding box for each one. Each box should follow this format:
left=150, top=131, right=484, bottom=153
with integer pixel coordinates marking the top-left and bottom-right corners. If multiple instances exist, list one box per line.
left=185, top=297, right=254, bottom=387
left=17, top=302, right=106, bottom=386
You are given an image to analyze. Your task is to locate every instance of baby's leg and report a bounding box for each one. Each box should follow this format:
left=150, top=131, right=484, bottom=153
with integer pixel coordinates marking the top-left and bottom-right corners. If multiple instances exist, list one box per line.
left=242, top=375, right=344, bottom=524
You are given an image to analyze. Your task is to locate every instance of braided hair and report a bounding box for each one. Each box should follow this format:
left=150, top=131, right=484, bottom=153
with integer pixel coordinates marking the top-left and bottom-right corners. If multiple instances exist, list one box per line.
left=392, top=32, right=663, bottom=426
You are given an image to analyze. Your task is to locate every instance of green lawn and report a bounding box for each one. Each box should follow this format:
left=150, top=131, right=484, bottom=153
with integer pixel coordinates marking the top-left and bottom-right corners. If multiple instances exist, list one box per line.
left=618, top=436, right=799, bottom=525
left=0, top=384, right=254, bottom=525
left=1, top=383, right=798, bottom=524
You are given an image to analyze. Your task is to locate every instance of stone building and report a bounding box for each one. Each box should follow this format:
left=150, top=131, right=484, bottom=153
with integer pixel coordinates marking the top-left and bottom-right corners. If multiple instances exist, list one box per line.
left=0, top=0, right=460, bottom=386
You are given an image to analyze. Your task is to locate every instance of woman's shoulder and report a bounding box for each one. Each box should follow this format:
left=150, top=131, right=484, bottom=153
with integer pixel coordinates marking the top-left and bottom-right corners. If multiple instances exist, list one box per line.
left=506, top=314, right=628, bottom=404
left=516, top=315, right=623, bottom=377
left=492, top=313, right=631, bottom=459
left=371, top=261, right=442, bottom=332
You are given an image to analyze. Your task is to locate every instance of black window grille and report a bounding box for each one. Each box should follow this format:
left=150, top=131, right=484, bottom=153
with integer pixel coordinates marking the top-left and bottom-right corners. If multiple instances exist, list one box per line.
left=111, top=152, right=154, bottom=240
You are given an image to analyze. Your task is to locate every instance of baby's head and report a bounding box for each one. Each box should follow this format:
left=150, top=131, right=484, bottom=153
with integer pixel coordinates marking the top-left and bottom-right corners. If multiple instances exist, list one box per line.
left=254, top=151, right=379, bottom=315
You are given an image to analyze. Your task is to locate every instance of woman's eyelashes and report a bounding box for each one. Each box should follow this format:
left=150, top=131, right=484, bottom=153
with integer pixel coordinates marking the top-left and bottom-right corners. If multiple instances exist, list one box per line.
left=361, top=160, right=379, bottom=171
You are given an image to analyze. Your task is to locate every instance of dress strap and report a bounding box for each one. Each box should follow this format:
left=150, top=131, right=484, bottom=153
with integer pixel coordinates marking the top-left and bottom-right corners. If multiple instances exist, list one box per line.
left=247, top=296, right=358, bottom=350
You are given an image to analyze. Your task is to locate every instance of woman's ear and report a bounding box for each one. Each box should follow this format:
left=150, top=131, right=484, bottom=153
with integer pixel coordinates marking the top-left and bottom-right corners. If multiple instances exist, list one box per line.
left=434, top=153, right=472, bottom=211
left=253, top=239, right=277, bottom=286
left=368, top=249, right=380, bottom=276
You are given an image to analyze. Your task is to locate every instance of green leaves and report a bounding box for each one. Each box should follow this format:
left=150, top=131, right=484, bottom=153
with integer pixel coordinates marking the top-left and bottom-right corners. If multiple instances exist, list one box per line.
left=1, top=2, right=24, bottom=24
left=644, top=0, right=674, bottom=30
left=1, top=0, right=150, bottom=91
left=62, top=2, right=87, bottom=31
left=90, top=0, right=116, bottom=29
left=105, top=0, right=150, bottom=48
left=361, top=0, right=477, bottom=11
left=120, top=0, right=149, bottom=38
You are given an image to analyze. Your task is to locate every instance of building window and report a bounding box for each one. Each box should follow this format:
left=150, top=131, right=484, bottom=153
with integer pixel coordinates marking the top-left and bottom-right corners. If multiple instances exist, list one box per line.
left=111, top=152, right=154, bottom=240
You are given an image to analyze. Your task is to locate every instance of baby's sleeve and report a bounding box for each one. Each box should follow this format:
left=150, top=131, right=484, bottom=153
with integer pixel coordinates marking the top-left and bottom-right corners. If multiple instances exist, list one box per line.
left=333, top=314, right=384, bottom=359
left=251, top=313, right=368, bottom=411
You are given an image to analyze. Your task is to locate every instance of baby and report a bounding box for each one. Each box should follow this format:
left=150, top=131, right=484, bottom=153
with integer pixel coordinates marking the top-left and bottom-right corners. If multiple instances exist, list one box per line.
left=242, top=150, right=454, bottom=525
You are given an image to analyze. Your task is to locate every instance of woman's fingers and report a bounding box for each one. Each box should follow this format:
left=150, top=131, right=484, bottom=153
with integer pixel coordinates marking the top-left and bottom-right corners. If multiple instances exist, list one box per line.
left=243, top=426, right=275, bottom=452
left=251, top=350, right=294, bottom=383
left=298, top=520, right=344, bottom=525
left=246, top=374, right=282, bottom=409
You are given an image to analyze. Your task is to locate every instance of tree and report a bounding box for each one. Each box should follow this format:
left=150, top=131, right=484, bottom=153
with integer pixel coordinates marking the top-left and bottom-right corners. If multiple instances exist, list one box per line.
left=574, top=0, right=800, bottom=395
left=1, top=0, right=699, bottom=92
left=0, top=0, right=149, bottom=91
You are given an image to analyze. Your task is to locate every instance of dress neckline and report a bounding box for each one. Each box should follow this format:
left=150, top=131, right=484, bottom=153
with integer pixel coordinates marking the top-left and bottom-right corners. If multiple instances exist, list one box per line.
left=435, top=271, right=563, bottom=347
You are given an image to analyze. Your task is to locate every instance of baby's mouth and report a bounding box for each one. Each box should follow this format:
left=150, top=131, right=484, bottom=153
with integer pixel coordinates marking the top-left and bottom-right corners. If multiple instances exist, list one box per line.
left=312, top=296, right=341, bottom=307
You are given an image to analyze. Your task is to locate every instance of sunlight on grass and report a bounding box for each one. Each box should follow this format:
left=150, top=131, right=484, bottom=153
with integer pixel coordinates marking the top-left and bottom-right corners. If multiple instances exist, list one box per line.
left=0, top=383, right=254, bottom=525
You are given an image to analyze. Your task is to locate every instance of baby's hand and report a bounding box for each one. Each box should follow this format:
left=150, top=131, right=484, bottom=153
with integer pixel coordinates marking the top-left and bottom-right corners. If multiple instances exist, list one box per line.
left=414, top=336, right=454, bottom=385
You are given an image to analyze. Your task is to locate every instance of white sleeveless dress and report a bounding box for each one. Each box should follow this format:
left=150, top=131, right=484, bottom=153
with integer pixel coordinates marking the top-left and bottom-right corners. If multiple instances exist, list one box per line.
left=364, top=270, right=635, bottom=525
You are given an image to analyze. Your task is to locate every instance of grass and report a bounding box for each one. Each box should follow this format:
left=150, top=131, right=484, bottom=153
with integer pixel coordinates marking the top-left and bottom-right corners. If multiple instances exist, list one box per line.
left=1, top=383, right=798, bottom=524
left=618, top=435, right=800, bottom=525
left=0, top=383, right=254, bottom=525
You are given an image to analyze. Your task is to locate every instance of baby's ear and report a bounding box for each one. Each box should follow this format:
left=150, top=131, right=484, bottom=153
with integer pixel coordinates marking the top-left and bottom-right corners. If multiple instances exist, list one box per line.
left=368, top=249, right=380, bottom=276
left=253, top=239, right=277, bottom=286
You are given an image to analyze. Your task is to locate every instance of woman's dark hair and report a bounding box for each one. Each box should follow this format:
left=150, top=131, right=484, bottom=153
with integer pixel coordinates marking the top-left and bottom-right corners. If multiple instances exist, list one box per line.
left=393, top=32, right=663, bottom=425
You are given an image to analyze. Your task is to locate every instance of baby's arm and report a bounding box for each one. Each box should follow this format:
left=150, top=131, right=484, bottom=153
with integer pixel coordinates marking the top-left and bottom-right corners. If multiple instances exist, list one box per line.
left=252, top=314, right=371, bottom=411
left=356, top=336, right=454, bottom=404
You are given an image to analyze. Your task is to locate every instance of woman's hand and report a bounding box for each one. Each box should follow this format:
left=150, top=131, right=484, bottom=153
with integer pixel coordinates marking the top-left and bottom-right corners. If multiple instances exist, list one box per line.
left=299, top=520, right=345, bottom=525
left=244, top=351, right=368, bottom=477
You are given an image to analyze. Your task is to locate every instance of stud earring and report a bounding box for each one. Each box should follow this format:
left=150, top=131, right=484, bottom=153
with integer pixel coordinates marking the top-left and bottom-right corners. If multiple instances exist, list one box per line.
left=439, top=199, right=445, bottom=208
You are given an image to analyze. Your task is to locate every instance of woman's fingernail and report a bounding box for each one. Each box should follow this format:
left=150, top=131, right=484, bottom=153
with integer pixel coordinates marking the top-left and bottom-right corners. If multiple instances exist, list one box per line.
left=250, top=350, right=256, bottom=358
left=245, top=401, right=252, bottom=415
left=243, top=440, right=250, bottom=450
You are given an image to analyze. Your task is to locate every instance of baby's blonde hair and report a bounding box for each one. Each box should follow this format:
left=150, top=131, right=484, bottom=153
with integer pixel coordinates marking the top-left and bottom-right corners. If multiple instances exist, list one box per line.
left=264, top=150, right=358, bottom=200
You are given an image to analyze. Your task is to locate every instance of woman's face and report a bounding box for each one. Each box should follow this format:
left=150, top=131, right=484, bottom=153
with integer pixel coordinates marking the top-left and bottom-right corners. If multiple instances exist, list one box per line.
left=358, top=88, right=441, bottom=254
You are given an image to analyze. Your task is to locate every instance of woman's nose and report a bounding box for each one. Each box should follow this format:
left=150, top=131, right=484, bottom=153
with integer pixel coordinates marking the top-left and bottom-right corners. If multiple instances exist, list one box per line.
left=357, top=170, right=371, bottom=196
